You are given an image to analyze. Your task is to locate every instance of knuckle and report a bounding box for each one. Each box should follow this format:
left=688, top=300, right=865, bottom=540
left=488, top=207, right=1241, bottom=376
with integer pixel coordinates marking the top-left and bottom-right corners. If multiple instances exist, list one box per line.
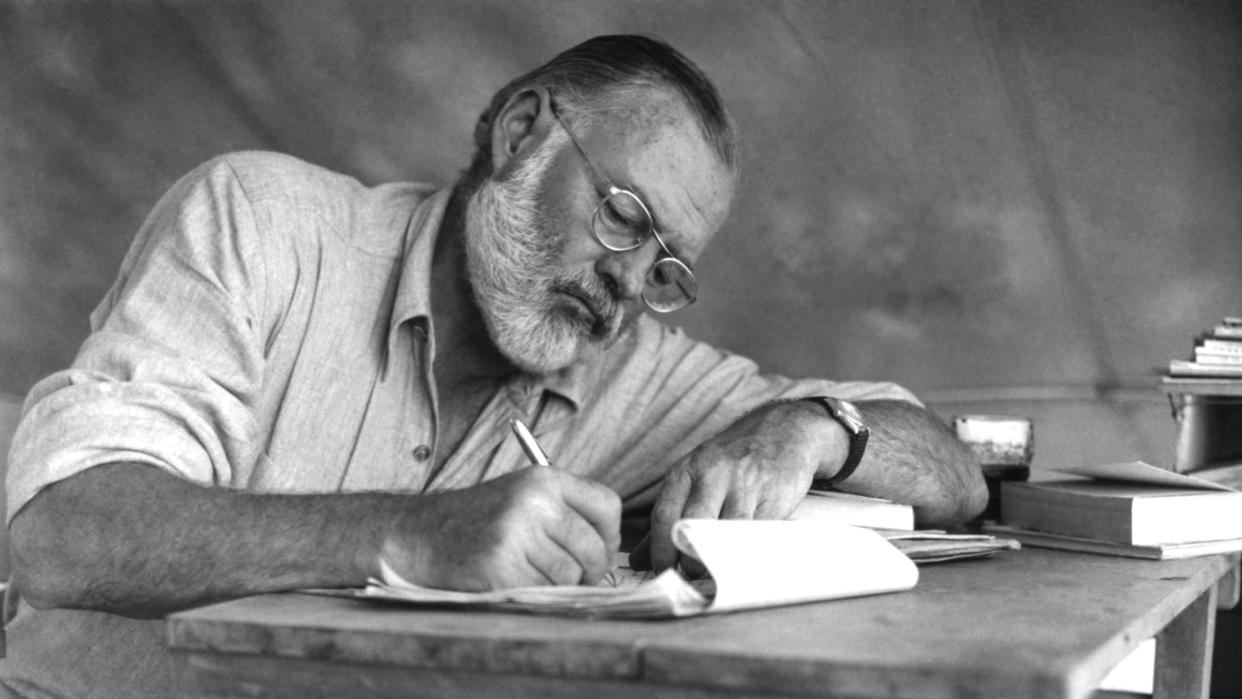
left=601, top=488, right=622, bottom=517
left=544, top=553, right=579, bottom=585
left=589, top=544, right=611, bottom=573
left=513, top=464, right=555, bottom=490
left=528, top=464, right=558, bottom=485
left=652, top=498, right=680, bottom=524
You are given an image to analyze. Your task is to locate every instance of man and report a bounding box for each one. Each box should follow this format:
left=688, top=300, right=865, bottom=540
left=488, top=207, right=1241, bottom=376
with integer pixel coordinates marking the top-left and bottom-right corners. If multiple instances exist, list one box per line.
left=1, top=35, right=985, bottom=696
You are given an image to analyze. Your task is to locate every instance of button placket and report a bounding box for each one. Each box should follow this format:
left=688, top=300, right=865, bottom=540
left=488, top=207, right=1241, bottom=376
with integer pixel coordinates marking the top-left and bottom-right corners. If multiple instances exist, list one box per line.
left=405, top=317, right=437, bottom=486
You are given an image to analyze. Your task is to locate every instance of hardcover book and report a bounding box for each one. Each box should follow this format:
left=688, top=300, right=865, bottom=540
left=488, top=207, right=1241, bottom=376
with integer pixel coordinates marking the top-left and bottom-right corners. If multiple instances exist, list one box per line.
left=1000, top=461, right=1242, bottom=547
left=791, top=489, right=915, bottom=530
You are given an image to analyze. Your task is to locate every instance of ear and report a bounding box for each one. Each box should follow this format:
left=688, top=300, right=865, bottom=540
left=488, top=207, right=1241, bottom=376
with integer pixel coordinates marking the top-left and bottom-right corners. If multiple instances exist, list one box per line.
left=490, top=86, right=555, bottom=177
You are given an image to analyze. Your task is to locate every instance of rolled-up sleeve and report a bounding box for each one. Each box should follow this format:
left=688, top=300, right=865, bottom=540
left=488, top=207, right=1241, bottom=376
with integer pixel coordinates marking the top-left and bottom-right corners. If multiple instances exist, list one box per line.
left=6, top=156, right=267, bottom=523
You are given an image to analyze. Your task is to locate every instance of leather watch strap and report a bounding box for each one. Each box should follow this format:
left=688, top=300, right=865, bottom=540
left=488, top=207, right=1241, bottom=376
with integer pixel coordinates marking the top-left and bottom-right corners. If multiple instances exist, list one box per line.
left=806, top=396, right=869, bottom=486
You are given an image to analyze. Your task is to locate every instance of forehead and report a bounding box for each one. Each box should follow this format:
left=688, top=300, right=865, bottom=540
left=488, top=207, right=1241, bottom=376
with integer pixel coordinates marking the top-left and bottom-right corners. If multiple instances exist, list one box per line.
left=573, top=91, right=734, bottom=259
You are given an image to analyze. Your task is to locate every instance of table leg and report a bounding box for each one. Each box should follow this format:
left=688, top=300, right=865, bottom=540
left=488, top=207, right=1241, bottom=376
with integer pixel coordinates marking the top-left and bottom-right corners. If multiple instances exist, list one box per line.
left=1217, top=562, right=1240, bottom=610
left=1153, top=584, right=1218, bottom=699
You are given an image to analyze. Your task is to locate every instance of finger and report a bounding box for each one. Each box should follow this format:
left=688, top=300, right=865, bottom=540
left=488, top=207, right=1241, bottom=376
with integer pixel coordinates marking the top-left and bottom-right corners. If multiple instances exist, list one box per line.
left=665, top=482, right=727, bottom=575
left=719, top=483, right=761, bottom=520
left=679, top=476, right=729, bottom=521
left=524, top=536, right=586, bottom=586
left=545, top=510, right=612, bottom=584
left=554, top=471, right=622, bottom=557
left=649, top=469, right=693, bottom=572
left=680, top=554, right=708, bottom=580
left=753, top=488, right=806, bottom=520
left=651, top=466, right=731, bottom=571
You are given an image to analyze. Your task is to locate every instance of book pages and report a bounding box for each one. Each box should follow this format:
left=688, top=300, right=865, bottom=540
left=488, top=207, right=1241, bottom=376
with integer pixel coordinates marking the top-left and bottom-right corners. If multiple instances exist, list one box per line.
left=671, top=519, right=919, bottom=614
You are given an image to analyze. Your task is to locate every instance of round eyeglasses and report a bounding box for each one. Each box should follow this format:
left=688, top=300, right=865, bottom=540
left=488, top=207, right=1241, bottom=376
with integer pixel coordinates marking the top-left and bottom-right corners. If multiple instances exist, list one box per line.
left=591, top=188, right=697, bottom=313
left=551, top=103, right=697, bottom=313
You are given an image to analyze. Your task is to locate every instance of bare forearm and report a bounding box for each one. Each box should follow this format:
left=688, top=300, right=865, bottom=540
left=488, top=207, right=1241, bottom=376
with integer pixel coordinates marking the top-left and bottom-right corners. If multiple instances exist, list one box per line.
left=841, top=400, right=987, bottom=527
left=9, top=463, right=402, bottom=617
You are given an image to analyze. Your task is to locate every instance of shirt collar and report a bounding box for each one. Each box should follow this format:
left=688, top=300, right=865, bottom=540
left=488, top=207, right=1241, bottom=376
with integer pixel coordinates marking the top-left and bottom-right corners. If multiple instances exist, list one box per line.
left=519, top=319, right=648, bottom=413
left=387, top=186, right=452, bottom=361
left=507, top=353, right=604, bottom=412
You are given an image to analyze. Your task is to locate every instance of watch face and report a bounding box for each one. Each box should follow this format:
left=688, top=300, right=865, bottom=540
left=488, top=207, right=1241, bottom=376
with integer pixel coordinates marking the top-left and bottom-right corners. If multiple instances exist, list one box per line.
left=834, top=399, right=866, bottom=433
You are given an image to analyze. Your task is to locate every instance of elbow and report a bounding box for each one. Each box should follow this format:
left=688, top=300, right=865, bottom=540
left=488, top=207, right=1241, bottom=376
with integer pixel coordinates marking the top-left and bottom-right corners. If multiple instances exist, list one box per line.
left=939, top=447, right=989, bottom=527
left=957, top=473, right=990, bottom=524
left=9, top=507, right=94, bottom=610
left=10, top=564, right=76, bottom=612
left=943, top=454, right=989, bottom=523
left=914, top=467, right=989, bottom=529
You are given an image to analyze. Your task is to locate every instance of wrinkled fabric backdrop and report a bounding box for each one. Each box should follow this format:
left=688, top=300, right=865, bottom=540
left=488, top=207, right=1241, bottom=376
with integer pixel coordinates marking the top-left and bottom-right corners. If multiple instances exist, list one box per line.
left=2, top=0, right=1240, bottom=534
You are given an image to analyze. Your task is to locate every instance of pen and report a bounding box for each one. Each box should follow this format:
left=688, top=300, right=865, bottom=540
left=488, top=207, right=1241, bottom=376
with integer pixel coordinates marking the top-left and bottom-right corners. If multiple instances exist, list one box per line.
left=510, top=418, right=551, bottom=467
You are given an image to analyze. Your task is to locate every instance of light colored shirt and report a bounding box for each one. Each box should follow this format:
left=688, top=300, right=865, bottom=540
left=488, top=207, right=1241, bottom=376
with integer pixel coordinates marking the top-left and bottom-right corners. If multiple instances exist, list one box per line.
left=1, top=151, right=917, bottom=697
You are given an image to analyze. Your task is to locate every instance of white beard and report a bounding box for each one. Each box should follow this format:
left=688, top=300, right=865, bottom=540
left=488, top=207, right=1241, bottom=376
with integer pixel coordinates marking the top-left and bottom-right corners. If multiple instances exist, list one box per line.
left=463, top=130, right=625, bottom=375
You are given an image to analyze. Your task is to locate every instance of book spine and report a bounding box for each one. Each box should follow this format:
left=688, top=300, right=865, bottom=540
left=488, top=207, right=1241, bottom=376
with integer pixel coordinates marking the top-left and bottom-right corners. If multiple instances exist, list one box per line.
left=999, top=485, right=1137, bottom=545
left=1161, top=377, right=1242, bottom=396
left=1200, top=338, right=1242, bottom=354
left=1169, top=360, right=1242, bottom=378
left=1193, top=350, right=1242, bottom=365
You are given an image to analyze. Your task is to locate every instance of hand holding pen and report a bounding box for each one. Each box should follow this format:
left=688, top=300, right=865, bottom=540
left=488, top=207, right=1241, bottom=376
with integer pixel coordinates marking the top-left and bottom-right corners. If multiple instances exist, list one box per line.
left=511, top=418, right=621, bottom=586
left=378, top=422, right=621, bottom=591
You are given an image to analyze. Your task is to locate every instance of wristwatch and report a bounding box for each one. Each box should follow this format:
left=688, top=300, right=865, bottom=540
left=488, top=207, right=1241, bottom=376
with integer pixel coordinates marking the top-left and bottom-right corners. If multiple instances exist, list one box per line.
left=807, top=396, right=869, bottom=486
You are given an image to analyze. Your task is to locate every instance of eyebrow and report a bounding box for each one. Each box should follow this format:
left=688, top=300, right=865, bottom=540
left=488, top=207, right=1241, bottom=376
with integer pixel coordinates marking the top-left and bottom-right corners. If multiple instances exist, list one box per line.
left=624, top=182, right=693, bottom=264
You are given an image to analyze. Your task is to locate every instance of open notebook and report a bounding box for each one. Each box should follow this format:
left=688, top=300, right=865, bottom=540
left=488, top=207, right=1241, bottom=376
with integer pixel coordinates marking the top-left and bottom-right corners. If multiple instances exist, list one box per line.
left=351, top=520, right=920, bottom=619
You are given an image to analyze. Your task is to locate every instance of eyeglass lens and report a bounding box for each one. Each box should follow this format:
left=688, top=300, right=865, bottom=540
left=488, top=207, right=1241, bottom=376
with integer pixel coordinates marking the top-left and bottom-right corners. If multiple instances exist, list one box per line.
left=643, top=258, right=697, bottom=312
left=593, top=190, right=696, bottom=311
left=593, top=190, right=650, bottom=251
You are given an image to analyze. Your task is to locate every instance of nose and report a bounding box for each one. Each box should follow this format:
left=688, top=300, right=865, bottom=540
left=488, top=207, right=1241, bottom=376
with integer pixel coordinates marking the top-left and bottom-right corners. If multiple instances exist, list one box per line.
left=595, top=241, right=658, bottom=302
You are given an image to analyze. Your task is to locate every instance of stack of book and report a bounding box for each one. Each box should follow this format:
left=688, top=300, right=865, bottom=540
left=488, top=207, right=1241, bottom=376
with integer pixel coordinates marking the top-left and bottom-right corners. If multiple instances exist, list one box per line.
left=1163, top=316, right=1242, bottom=392
left=986, top=461, right=1242, bottom=560
left=1159, top=315, right=1242, bottom=476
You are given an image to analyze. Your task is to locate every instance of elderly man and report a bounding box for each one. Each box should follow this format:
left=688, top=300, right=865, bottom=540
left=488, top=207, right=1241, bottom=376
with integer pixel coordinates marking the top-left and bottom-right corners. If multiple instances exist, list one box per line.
left=2, top=35, right=985, bottom=696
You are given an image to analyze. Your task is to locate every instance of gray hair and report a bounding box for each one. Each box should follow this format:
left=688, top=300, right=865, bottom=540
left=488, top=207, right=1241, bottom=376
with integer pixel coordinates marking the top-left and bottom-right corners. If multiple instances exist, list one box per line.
left=460, top=35, right=738, bottom=191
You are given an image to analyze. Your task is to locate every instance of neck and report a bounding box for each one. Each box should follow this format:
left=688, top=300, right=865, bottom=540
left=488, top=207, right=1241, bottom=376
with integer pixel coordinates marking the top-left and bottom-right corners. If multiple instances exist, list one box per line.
left=429, top=185, right=516, bottom=389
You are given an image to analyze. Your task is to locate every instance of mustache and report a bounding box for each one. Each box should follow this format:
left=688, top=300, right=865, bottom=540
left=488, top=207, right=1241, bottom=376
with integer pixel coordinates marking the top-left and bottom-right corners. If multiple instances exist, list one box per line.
left=550, top=276, right=621, bottom=337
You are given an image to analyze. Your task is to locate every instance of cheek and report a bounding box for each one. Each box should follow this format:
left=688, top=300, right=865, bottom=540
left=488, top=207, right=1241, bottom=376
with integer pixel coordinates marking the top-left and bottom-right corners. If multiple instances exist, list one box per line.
left=558, top=225, right=603, bottom=267
left=538, top=161, right=602, bottom=265
left=533, top=201, right=600, bottom=271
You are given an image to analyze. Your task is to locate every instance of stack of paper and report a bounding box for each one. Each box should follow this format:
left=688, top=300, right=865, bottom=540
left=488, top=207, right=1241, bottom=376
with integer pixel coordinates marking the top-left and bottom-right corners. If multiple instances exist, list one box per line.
left=877, top=529, right=1019, bottom=563
left=360, top=520, right=920, bottom=619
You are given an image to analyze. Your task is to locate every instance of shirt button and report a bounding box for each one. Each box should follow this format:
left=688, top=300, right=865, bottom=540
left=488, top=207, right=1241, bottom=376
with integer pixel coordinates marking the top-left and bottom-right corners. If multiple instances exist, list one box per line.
left=412, top=444, right=432, bottom=461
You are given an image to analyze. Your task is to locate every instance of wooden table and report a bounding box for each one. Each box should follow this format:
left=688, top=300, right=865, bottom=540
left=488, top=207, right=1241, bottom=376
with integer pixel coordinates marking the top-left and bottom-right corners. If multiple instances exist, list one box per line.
left=167, top=549, right=1239, bottom=699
